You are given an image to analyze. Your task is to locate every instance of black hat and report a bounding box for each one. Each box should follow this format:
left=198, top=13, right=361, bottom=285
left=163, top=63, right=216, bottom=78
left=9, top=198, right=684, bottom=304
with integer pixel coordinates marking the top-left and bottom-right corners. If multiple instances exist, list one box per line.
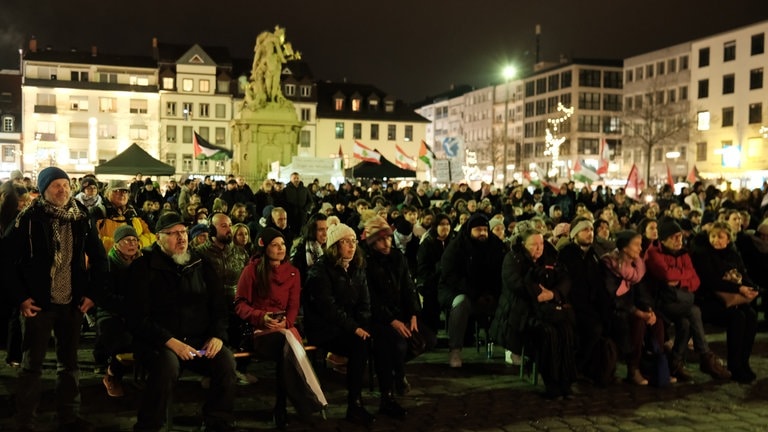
left=466, top=213, right=489, bottom=230
left=615, top=230, right=641, bottom=251
left=257, top=227, right=284, bottom=250
left=658, top=219, right=683, bottom=241
left=156, top=212, right=184, bottom=233
left=80, top=177, right=98, bottom=191
left=701, top=211, right=717, bottom=226
left=394, top=216, right=413, bottom=236
left=37, top=166, right=69, bottom=195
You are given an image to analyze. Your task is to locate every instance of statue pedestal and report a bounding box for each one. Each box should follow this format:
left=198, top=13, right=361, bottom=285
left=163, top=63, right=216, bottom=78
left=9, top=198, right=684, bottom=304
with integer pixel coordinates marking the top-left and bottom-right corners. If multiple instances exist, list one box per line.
left=232, top=104, right=303, bottom=181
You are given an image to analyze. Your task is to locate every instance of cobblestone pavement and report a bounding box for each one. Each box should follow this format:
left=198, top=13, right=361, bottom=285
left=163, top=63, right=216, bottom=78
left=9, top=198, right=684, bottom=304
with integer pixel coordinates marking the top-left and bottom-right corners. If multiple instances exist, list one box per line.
left=1, top=331, right=768, bottom=431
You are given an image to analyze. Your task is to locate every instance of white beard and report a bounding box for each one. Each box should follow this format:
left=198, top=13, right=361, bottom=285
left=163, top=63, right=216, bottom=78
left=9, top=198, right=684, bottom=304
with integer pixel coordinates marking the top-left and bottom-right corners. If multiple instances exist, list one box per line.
left=171, top=250, right=191, bottom=265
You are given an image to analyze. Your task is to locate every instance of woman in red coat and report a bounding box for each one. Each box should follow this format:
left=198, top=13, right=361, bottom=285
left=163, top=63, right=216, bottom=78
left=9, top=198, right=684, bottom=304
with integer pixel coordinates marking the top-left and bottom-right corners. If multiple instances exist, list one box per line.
left=234, top=227, right=308, bottom=428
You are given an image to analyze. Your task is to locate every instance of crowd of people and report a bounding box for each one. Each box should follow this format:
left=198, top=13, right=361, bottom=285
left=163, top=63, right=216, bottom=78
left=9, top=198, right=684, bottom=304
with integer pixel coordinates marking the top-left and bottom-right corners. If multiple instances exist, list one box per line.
left=1, top=167, right=767, bottom=431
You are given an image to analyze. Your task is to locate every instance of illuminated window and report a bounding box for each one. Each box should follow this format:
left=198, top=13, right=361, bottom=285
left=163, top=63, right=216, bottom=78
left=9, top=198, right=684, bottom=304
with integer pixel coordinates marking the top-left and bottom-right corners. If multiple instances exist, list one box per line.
left=129, top=125, right=148, bottom=140
left=99, top=97, right=116, bottom=113
left=2, top=116, right=13, bottom=132
left=697, top=111, right=710, bottom=131
left=285, top=84, right=295, bottom=96
left=70, top=96, right=89, bottom=111
left=335, top=122, right=344, bottom=139
left=182, top=78, right=193, bottom=92
left=215, top=128, right=226, bottom=145
left=334, top=98, right=344, bottom=111
left=166, top=125, right=177, bottom=142
left=182, top=154, right=193, bottom=171
left=199, top=103, right=209, bottom=118
left=130, top=99, right=148, bottom=114
left=130, top=76, right=149, bottom=86
left=199, top=80, right=210, bottom=93
left=300, top=85, right=311, bottom=97
left=162, top=77, right=174, bottom=90
left=351, top=98, right=361, bottom=111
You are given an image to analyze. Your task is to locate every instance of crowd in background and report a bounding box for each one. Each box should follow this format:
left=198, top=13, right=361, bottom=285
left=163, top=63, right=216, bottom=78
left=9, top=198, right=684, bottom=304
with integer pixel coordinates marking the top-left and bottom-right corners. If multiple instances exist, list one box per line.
left=1, top=167, right=768, bottom=430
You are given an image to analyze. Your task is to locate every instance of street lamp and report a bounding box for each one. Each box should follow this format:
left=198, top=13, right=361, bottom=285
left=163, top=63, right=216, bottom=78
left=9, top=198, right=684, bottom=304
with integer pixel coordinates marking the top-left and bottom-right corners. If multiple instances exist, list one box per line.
left=502, top=65, right=516, bottom=186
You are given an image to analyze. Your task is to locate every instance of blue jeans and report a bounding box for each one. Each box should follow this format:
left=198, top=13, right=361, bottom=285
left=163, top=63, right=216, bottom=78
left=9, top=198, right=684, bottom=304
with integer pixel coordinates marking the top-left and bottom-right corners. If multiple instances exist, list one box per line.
left=658, top=289, right=709, bottom=361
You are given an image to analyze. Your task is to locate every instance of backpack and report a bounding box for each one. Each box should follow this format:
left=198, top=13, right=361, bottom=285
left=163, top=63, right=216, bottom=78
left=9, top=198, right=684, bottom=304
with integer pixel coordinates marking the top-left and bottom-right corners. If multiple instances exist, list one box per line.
left=640, top=337, right=671, bottom=388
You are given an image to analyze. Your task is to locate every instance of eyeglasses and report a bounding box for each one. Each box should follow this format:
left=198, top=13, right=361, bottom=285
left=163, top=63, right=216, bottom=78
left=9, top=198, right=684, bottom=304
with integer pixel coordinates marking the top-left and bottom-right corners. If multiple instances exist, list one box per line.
left=338, top=238, right=358, bottom=246
left=159, top=229, right=188, bottom=239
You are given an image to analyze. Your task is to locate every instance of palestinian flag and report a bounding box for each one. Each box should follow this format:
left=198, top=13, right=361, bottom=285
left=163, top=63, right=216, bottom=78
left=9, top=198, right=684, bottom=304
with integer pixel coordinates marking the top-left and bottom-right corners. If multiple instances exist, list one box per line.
left=419, top=140, right=436, bottom=168
left=573, top=159, right=601, bottom=184
left=194, top=132, right=233, bottom=160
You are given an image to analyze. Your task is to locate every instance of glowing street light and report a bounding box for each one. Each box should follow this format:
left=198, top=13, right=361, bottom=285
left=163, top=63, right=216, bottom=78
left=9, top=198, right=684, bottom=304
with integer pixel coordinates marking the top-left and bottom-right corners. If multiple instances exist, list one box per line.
left=501, top=65, right=517, bottom=186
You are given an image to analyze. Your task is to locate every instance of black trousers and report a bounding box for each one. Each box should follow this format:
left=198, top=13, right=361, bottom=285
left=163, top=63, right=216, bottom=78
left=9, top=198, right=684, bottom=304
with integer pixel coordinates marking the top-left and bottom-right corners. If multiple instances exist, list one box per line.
left=134, top=346, right=236, bottom=432
left=315, top=332, right=368, bottom=406
left=699, top=297, right=758, bottom=375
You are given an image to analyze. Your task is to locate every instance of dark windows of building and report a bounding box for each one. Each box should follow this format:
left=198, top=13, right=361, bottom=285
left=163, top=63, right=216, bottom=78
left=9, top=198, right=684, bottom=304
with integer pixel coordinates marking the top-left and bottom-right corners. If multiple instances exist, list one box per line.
left=561, top=71, right=572, bottom=88
left=578, top=92, right=601, bottom=110
left=603, top=71, right=622, bottom=89
left=548, top=74, right=559, bottom=91
left=536, top=78, right=547, bottom=94
left=750, top=68, right=763, bottom=90
left=748, top=103, right=762, bottom=124
left=578, top=69, right=601, bottom=87
left=699, top=47, right=710, bottom=67
left=525, top=81, right=535, bottom=97
left=335, top=122, right=344, bottom=139
left=698, top=79, right=709, bottom=99
left=723, top=41, right=736, bottom=62
left=751, top=33, right=765, bottom=55
left=722, top=74, right=735, bottom=94
left=370, top=124, right=379, bottom=140
left=353, top=123, right=362, bottom=140
left=722, top=107, right=734, bottom=127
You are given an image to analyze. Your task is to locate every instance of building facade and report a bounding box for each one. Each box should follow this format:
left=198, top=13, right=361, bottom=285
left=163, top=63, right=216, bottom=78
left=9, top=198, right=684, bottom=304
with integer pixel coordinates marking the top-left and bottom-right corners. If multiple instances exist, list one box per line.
left=0, top=70, right=23, bottom=178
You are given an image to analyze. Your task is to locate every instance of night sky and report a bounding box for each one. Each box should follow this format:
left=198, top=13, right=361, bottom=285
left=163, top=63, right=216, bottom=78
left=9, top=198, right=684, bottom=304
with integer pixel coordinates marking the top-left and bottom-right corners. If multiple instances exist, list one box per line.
left=2, top=0, right=767, bottom=103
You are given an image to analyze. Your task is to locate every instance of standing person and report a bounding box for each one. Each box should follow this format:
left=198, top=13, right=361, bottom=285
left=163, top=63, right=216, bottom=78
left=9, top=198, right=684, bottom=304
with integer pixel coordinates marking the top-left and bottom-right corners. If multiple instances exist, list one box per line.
left=304, top=223, right=375, bottom=426
left=361, top=216, right=435, bottom=418
left=1, top=181, right=28, bottom=369
left=415, top=213, right=454, bottom=334
left=235, top=227, right=323, bottom=428
left=127, top=212, right=237, bottom=432
left=690, top=222, right=759, bottom=383
left=438, top=213, right=506, bottom=367
left=6, top=166, right=108, bottom=432
left=282, top=172, right=314, bottom=238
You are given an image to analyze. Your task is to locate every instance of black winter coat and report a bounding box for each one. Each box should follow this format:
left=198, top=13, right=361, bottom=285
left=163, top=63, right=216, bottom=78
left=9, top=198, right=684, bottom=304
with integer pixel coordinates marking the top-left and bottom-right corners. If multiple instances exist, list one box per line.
left=303, top=255, right=371, bottom=346
left=363, top=245, right=420, bottom=325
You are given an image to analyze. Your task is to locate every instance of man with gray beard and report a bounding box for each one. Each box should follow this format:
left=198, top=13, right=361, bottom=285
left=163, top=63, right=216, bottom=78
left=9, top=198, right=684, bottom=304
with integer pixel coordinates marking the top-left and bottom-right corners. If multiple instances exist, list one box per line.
left=127, top=212, right=237, bottom=432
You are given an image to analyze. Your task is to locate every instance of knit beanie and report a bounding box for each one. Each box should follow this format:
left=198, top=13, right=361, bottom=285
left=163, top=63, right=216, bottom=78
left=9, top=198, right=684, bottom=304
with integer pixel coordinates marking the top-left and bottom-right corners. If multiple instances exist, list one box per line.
left=326, top=223, right=356, bottom=248
left=257, top=227, right=284, bottom=250
left=658, top=219, right=683, bottom=241
left=614, top=230, right=640, bottom=251
left=113, top=224, right=139, bottom=243
left=466, top=213, right=489, bottom=230
left=37, top=166, right=69, bottom=195
left=80, top=177, right=98, bottom=191
left=364, top=216, right=393, bottom=244
left=188, top=223, right=208, bottom=241
left=489, top=217, right=504, bottom=232
left=569, top=218, right=593, bottom=240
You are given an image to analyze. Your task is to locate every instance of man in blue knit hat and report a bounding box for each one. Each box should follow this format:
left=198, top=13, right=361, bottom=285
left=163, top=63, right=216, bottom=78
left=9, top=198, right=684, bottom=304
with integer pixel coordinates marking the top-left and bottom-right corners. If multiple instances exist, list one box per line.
left=5, top=166, right=108, bottom=431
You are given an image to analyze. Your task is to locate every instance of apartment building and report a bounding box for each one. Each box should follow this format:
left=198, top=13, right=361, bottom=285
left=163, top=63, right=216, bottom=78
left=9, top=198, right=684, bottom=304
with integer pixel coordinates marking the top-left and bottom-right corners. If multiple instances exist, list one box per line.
left=0, top=70, right=22, bottom=177
left=689, top=21, right=768, bottom=188
left=21, top=38, right=158, bottom=175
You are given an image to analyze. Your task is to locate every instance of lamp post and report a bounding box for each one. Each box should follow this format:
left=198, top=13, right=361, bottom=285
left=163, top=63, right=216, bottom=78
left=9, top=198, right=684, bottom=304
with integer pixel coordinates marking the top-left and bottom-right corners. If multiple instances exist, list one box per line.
left=502, top=65, right=516, bottom=187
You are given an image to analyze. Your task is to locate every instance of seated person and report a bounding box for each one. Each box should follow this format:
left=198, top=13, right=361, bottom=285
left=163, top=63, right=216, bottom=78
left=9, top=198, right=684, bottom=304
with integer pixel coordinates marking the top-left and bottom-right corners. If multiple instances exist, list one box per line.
left=126, top=212, right=237, bottom=432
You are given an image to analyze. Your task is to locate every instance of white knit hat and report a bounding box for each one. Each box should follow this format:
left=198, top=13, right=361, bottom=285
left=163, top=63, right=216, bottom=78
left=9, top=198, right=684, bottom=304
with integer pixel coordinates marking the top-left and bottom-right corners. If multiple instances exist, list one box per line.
left=326, top=223, right=356, bottom=248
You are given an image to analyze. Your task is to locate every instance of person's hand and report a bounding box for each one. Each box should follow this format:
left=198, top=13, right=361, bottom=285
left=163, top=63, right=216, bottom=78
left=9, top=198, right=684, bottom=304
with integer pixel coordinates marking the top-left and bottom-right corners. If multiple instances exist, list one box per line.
left=391, top=319, right=411, bottom=338
left=264, top=313, right=287, bottom=330
left=739, top=286, right=759, bottom=301
left=645, top=310, right=657, bottom=326
left=165, top=337, right=199, bottom=361
left=201, top=337, right=224, bottom=358
left=20, top=298, right=42, bottom=318
left=354, top=327, right=370, bottom=340
left=537, top=285, right=554, bottom=303
left=79, top=297, right=95, bottom=314
left=409, top=315, right=419, bottom=333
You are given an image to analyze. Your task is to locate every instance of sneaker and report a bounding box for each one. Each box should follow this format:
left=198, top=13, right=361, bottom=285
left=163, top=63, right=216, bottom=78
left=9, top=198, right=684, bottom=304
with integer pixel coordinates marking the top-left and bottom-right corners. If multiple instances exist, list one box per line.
left=103, top=372, right=125, bottom=398
left=448, top=349, right=462, bottom=368
left=504, top=350, right=522, bottom=366
left=629, top=369, right=648, bottom=386
left=346, top=403, right=375, bottom=426
left=379, top=398, right=407, bottom=419
left=700, top=352, right=731, bottom=380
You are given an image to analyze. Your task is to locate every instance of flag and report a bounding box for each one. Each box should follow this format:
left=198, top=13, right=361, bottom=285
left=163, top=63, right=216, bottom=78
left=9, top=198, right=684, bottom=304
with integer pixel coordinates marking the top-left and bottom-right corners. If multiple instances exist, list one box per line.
left=572, top=159, right=601, bottom=184
left=625, top=163, right=641, bottom=201
left=395, top=145, right=417, bottom=169
left=337, top=145, right=344, bottom=158
left=523, top=170, right=541, bottom=187
left=686, top=165, right=700, bottom=184
left=597, top=139, right=609, bottom=175
left=352, top=140, right=381, bottom=164
left=193, top=132, right=233, bottom=160
left=419, top=140, right=435, bottom=168
left=666, top=164, right=675, bottom=188
left=531, top=165, right=560, bottom=193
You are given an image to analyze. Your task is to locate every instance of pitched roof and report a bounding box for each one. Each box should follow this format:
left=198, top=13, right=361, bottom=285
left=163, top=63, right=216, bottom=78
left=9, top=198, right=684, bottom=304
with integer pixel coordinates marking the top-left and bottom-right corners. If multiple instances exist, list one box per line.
left=315, top=81, right=428, bottom=123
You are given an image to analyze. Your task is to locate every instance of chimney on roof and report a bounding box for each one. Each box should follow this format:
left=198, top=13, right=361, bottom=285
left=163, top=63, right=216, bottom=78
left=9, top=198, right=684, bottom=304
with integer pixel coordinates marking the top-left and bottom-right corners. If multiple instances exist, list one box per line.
left=91, top=45, right=97, bottom=57
left=29, top=36, right=37, bottom=53
left=152, top=37, right=159, bottom=60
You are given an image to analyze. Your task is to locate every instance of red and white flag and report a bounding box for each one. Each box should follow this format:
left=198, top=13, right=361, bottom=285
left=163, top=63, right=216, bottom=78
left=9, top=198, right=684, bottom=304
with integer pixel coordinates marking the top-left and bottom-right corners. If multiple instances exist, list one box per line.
left=597, top=139, right=609, bottom=175
left=394, top=145, right=416, bottom=169
left=625, top=163, right=641, bottom=201
left=352, top=140, right=381, bottom=164
left=687, top=165, right=700, bottom=184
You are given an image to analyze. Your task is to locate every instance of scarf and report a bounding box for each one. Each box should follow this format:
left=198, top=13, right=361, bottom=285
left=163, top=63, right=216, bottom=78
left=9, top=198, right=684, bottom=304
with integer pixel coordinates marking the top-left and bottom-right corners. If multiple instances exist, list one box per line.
left=39, top=198, right=85, bottom=304
left=75, top=192, right=103, bottom=209
left=305, top=240, right=324, bottom=267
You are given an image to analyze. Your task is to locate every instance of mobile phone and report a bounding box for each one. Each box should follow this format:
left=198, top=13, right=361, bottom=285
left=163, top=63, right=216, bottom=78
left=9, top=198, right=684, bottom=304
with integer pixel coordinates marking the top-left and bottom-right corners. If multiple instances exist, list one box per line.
left=268, top=311, right=286, bottom=321
left=196, top=349, right=207, bottom=356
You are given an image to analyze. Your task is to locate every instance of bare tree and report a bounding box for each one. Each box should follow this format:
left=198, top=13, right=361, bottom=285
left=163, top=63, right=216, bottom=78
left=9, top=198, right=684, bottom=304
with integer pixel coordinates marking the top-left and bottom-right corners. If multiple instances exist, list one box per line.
left=622, top=77, right=696, bottom=184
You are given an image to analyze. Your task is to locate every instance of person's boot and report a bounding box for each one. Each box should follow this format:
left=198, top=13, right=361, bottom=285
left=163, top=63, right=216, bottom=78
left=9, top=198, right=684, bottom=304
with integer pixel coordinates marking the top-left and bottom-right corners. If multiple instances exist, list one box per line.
left=448, top=349, right=462, bottom=368
left=669, top=358, right=694, bottom=382
left=379, top=396, right=407, bottom=419
left=102, top=367, right=124, bottom=398
left=628, top=368, right=648, bottom=386
left=700, top=351, right=731, bottom=380
left=346, top=400, right=375, bottom=426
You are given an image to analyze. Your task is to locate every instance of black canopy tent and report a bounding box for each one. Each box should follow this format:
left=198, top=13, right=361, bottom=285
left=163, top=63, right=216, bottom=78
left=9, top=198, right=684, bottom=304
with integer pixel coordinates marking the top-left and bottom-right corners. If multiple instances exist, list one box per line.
left=345, top=155, right=416, bottom=179
left=95, top=143, right=176, bottom=176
